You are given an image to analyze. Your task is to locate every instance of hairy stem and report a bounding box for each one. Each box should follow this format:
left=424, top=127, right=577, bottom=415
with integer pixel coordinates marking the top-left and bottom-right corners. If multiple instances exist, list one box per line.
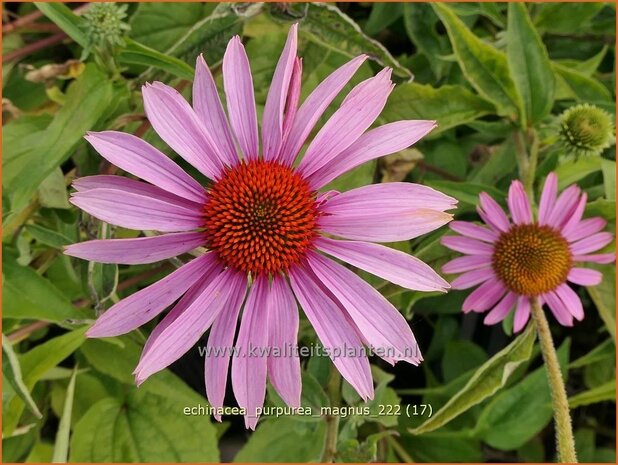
left=321, top=367, right=342, bottom=462
left=530, top=298, right=578, bottom=463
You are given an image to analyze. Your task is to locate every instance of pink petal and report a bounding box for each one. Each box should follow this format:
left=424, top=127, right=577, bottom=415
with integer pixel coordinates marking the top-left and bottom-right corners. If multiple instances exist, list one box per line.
left=289, top=265, right=374, bottom=400
left=567, top=267, right=603, bottom=286
left=513, top=296, right=531, bottom=332
left=307, top=120, right=437, bottom=190
left=85, top=131, right=206, bottom=203
left=442, top=255, right=493, bottom=274
left=543, top=290, right=574, bottom=327
left=462, top=279, right=506, bottom=313
left=546, top=185, right=581, bottom=229
left=64, top=232, right=205, bottom=264
left=232, top=276, right=270, bottom=430
left=223, top=36, right=259, bottom=160
left=87, top=252, right=219, bottom=337
left=142, top=83, right=226, bottom=179
left=262, top=24, right=298, bottom=161
left=560, top=192, right=587, bottom=237
left=134, top=269, right=247, bottom=384
left=70, top=188, right=204, bottom=232
left=280, top=57, right=302, bottom=144
left=478, top=192, right=510, bottom=232
left=554, top=283, right=584, bottom=320
left=538, top=172, right=558, bottom=224
left=441, top=236, right=494, bottom=256
left=570, top=232, right=614, bottom=255
left=205, top=280, right=247, bottom=421
left=193, top=55, right=238, bottom=165
left=316, top=237, right=449, bottom=292
left=278, top=55, right=368, bottom=166
left=451, top=268, right=495, bottom=290
left=298, top=69, right=395, bottom=177
left=267, top=276, right=301, bottom=408
left=573, top=253, right=616, bottom=264
left=564, top=217, right=607, bottom=243
left=507, top=180, right=532, bottom=225
left=449, top=221, right=499, bottom=243
left=484, top=292, right=517, bottom=325
left=307, top=252, right=421, bottom=365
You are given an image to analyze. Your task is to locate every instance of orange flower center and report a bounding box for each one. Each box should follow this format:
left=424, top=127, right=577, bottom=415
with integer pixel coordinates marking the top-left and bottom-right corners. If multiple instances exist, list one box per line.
left=204, top=159, right=318, bottom=276
left=492, top=224, right=572, bottom=296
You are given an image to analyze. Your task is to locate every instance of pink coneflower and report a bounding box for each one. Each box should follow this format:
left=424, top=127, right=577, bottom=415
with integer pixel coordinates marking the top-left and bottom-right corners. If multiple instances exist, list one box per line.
left=66, top=25, right=456, bottom=429
left=442, top=172, right=614, bottom=333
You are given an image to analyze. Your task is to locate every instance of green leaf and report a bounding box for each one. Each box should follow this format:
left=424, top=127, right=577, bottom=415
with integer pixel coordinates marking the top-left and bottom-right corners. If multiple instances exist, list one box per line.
left=37, top=168, right=70, bottom=209
left=534, top=3, right=605, bottom=34
left=506, top=3, right=554, bottom=126
left=554, top=156, right=603, bottom=189
left=234, top=417, right=327, bottom=462
left=364, top=3, right=403, bottom=36
left=52, top=365, right=78, bottom=463
left=569, top=379, right=616, bottom=408
left=410, top=324, right=536, bottom=435
left=587, top=264, right=616, bottom=342
left=70, top=390, right=219, bottom=462
left=570, top=338, right=615, bottom=368
left=442, top=340, right=488, bottom=383
left=553, top=62, right=612, bottom=103
left=2, top=337, right=42, bottom=419
left=424, top=180, right=506, bottom=212
left=34, top=3, right=88, bottom=48
left=381, top=83, right=495, bottom=135
left=474, top=339, right=570, bottom=450
left=24, top=224, right=72, bottom=250
left=118, top=39, right=195, bottom=80
left=2, top=249, right=84, bottom=322
left=602, top=159, right=616, bottom=201
left=433, top=3, right=520, bottom=117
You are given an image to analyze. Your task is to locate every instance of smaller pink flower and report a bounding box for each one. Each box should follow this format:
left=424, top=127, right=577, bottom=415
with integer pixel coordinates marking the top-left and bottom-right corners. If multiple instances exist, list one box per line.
left=441, top=172, right=615, bottom=332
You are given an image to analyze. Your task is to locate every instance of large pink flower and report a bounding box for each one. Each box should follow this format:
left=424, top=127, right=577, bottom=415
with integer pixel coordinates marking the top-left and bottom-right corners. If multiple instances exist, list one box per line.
left=442, top=172, right=614, bottom=333
left=66, top=25, right=455, bottom=429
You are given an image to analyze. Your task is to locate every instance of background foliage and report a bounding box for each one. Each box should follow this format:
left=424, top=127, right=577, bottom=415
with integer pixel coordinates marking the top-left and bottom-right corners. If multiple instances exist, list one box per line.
left=2, top=2, right=616, bottom=462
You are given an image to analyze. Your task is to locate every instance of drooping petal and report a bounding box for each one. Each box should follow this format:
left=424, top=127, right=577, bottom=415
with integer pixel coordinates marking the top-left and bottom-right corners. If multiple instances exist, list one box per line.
left=223, top=36, right=259, bottom=160
left=484, top=292, right=517, bottom=325
left=316, top=237, right=449, bottom=292
left=538, top=172, right=558, bottom=224
left=477, top=193, right=510, bottom=232
left=513, top=297, right=531, bottom=332
left=554, top=283, right=584, bottom=320
left=142, top=83, right=226, bottom=179
left=462, top=279, right=506, bottom=313
left=543, top=290, right=574, bottom=327
left=70, top=188, right=204, bottom=232
left=267, top=276, right=301, bottom=408
left=278, top=55, right=368, bottom=166
left=307, top=252, right=422, bottom=365
left=298, top=69, right=394, bottom=177
left=289, top=265, right=374, bottom=400
left=573, top=253, right=615, bottom=264
left=232, top=276, right=270, bottom=430
left=193, top=55, right=238, bottom=164
left=546, top=185, right=581, bottom=229
left=442, top=255, right=493, bottom=274
left=570, top=232, right=614, bottom=255
left=205, top=277, right=248, bottom=420
left=451, top=268, right=495, bottom=290
left=441, top=236, right=494, bottom=256
left=85, top=131, right=206, bottom=203
left=134, top=269, right=247, bottom=384
left=87, top=252, right=219, bottom=337
left=262, top=24, right=298, bottom=161
left=449, top=221, right=499, bottom=243
left=507, top=181, right=532, bottom=225
left=64, top=232, right=205, bottom=264
left=567, top=267, right=603, bottom=286
left=564, top=217, right=607, bottom=243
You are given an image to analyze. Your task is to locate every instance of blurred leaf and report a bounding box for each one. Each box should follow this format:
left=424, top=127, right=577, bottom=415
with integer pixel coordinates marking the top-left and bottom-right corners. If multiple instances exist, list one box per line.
left=382, top=83, right=495, bottom=134
left=70, top=390, right=219, bottom=462
left=471, top=138, right=517, bottom=185
left=51, top=365, right=78, bottom=463
left=2, top=249, right=83, bottom=322
left=433, top=3, right=520, bottom=117
left=425, top=180, right=506, bottom=211
left=2, top=337, right=42, bottom=419
left=401, top=433, right=483, bottom=462
left=553, top=62, right=612, bottom=103
left=37, top=168, right=69, bottom=209
left=34, top=3, right=88, bottom=48
left=587, top=264, right=616, bottom=342
left=24, top=441, right=54, bottom=463
left=24, top=224, right=72, bottom=250
left=234, top=417, right=327, bottom=462
left=442, top=340, right=488, bottom=383
left=569, top=380, right=616, bottom=408
left=554, top=156, right=603, bottom=188
left=364, top=3, right=403, bottom=36
left=534, top=3, right=605, bottom=34
left=411, top=324, right=535, bottom=435
left=506, top=3, right=554, bottom=126
left=586, top=199, right=616, bottom=222
left=570, top=338, right=615, bottom=368
left=474, top=339, right=570, bottom=450
left=602, top=159, right=616, bottom=201
left=118, top=38, right=195, bottom=80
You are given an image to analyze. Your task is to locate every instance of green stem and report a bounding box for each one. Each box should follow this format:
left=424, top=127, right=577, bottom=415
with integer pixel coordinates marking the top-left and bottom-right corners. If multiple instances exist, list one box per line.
left=321, top=367, right=342, bottom=463
left=530, top=298, right=578, bottom=463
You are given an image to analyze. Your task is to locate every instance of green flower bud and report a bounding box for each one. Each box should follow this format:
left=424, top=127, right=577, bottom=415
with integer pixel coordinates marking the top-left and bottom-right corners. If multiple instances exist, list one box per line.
left=83, top=2, right=130, bottom=48
left=559, top=104, right=614, bottom=158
